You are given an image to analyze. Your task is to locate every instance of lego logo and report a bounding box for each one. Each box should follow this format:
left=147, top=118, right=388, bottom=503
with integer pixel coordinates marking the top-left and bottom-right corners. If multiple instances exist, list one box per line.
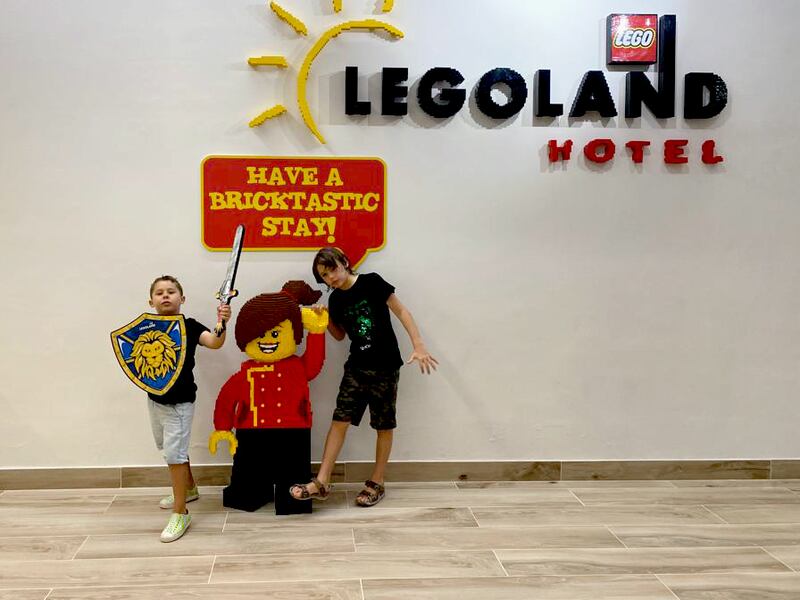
left=613, top=28, right=655, bottom=48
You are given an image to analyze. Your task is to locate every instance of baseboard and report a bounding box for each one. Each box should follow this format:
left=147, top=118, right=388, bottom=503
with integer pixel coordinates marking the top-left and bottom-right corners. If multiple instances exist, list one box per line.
left=0, top=459, right=796, bottom=490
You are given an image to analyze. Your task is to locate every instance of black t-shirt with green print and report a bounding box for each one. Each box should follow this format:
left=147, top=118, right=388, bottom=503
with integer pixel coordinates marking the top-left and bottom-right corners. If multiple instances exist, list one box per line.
left=329, top=273, right=403, bottom=371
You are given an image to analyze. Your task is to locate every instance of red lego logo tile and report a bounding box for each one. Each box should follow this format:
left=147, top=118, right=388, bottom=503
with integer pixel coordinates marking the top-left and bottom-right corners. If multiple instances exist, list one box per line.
left=607, top=14, right=658, bottom=65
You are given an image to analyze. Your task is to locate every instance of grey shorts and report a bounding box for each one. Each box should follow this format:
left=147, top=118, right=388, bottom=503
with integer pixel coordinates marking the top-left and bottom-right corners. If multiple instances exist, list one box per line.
left=148, top=400, right=194, bottom=464
left=332, top=367, right=399, bottom=430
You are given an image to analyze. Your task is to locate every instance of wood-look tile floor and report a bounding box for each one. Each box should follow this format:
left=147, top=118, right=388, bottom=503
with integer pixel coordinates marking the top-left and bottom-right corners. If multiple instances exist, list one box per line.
left=2, top=480, right=800, bottom=598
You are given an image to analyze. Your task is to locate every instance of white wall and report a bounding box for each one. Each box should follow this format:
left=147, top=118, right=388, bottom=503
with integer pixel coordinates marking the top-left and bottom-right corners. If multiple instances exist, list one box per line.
left=1, top=0, right=798, bottom=467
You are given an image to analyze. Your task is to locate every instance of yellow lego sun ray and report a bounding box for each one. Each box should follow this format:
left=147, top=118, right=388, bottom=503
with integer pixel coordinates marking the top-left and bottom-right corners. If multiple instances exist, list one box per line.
left=269, top=1, right=308, bottom=35
left=248, top=55, right=289, bottom=67
left=381, top=0, right=394, bottom=12
left=249, top=104, right=288, bottom=128
left=298, top=20, right=404, bottom=143
left=333, top=0, right=342, bottom=12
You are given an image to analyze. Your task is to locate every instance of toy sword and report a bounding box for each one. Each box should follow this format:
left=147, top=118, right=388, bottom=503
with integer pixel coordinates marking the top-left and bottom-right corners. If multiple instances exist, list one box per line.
left=214, top=224, right=245, bottom=336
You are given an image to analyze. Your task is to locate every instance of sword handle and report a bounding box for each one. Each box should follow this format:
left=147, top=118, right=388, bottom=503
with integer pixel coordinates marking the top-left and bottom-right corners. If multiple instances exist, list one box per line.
left=213, top=320, right=226, bottom=337
left=213, top=290, right=237, bottom=337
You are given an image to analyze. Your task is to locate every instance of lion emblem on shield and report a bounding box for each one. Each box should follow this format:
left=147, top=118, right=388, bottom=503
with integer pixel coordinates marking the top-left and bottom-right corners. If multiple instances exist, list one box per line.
left=130, top=330, right=179, bottom=380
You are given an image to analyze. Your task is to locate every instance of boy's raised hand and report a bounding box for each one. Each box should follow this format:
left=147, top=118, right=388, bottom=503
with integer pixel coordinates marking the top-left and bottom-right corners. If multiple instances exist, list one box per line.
left=217, top=304, right=232, bottom=324
left=407, top=347, right=438, bottom=374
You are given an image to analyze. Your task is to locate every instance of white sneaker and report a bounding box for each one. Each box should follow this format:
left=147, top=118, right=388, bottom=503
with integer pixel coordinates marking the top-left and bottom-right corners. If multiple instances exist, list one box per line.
left=159, top=486, right=199, bottom=509
left=160, top=511, right=191, bottom=543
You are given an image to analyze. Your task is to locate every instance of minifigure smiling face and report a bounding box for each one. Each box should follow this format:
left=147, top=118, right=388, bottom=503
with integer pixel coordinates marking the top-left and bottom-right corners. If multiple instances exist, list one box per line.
left=235, top=282, right=322, bottom=364
left=244, top=319, right=297, bottom=363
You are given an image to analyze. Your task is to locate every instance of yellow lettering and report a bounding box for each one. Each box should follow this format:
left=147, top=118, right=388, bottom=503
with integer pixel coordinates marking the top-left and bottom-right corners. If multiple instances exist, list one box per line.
left=278, top=217, right=293, bottom=235
left=362, top=192, right=380, bottom=212
left=271, top=193, right=290, bottom=211
left=284, top=166, right=302, bottom=185
left=253, top=192, right=269, bottom=210
left=340, top=192, right=356, bottom=210
left=267, top=169, right=286, bottom=186
left=209, top=192, right=226, bottom=210
left=322, top=192, right=339, bottom=211
left=294, top=218, right=313, bottom=237
left=306, top=193, right=322, bottom=211
left=324, top=167, right=343, bottom=187
left=261, top=217, right=278, bottom=237
left=301, top=168, right=319, bottom=185
left=224, top=191, right=242, bottom=209
left=246, top=166, right=268, bottom=184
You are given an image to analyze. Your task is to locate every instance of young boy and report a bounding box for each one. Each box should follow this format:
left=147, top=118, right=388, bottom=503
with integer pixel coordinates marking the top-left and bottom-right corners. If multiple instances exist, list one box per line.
left=147, top=275, right=230, bottom=542
left=290, top=248, right=437, bottom=507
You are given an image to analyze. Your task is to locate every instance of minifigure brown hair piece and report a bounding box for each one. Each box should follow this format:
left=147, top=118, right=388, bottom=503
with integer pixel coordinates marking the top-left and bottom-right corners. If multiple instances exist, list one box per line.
left=234, top=281, right=322, bottom=351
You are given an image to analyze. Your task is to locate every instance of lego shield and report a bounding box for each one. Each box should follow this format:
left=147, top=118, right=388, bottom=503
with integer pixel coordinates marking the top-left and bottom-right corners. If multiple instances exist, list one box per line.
left=110, top=313, right=187, bottom=395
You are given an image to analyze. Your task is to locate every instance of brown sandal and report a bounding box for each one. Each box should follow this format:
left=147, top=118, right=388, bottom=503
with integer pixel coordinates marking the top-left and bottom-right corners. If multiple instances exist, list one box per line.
left=290, top=477, right=331, bottom=501
left=355, top=480, right=385, bottom=507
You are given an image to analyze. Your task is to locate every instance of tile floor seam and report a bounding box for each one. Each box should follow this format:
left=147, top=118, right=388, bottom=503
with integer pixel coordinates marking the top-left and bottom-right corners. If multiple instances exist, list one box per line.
left=221, top=511, right=229, bottom=532
left=42, top=588, right=54, bottom=600
left=208, top=554, right=217, bottom=584
left=700, top=504, right=729, bottom=523
left=653, top=568, right=796, bottom=577
left=103, top=494, right=118, bottom=514
left=351, top=527, right=358, bottom=553
left=359, top=578, right=365, bottom=600
left=208, top=574, right=420, bottom=585
left=759, top=546, right=797, bottom=572
left=491, top=549, right=511, bottom=577
left=606, top=526, right=629, bottom=548
left=70, top=535, right=91, bottom=560
left=214, top=548, right=497, bottom=560
left=467, top=506, right=480, bottom=527
left=568, top=490, right=586, bottom=506
left=653, top=573, right=682, bottom=599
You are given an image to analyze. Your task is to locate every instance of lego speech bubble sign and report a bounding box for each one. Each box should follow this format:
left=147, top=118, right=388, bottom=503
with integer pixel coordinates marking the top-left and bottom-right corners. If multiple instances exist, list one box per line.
left=202, top=156, right=386, bottom=267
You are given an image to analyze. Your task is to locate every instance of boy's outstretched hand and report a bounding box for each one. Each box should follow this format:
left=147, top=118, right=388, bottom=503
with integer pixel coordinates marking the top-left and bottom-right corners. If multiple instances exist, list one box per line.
left=217, top=304, right=232, bottom=324
left=407, top=347, right=438, bottom=374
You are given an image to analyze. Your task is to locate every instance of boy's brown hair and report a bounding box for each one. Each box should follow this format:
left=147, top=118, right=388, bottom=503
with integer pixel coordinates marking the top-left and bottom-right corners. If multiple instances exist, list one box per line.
left=312, top=247, right=354, bottom=284
left=149, top=275, right=184, bottom=297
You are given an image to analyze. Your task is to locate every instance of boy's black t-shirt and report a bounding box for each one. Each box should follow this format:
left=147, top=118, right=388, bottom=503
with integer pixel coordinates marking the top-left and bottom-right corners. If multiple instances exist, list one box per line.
left=148, top=317, right=208, bottom=405
left=329, top=273, right=403, bottom=371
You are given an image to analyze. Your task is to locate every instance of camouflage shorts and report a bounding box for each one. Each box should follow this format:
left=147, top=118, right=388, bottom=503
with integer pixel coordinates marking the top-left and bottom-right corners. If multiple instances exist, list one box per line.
left=333, top=367, right=400, bottom=430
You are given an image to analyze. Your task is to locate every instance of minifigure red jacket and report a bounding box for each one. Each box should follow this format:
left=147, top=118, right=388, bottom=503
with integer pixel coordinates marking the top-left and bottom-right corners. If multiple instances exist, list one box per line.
left=213, top=332, right=325, bottom=431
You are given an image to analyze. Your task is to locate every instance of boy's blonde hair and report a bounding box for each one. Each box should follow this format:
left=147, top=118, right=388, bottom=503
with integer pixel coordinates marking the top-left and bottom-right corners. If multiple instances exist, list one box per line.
left=149, top=275, right=184, bottom=298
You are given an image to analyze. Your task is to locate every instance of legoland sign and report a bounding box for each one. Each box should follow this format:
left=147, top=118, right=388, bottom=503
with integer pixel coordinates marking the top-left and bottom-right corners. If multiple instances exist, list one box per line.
left=249, top=7, right=727, bottom=166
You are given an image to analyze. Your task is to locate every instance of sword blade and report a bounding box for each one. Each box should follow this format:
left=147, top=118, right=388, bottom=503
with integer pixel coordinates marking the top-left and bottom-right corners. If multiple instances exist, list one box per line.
left=218, top=224, right=245, bottom=303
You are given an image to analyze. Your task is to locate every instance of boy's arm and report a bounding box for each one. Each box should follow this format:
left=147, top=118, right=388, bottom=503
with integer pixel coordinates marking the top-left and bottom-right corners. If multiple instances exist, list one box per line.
left=199, top=304, right=231, bottom=349
left=327, top=319, right=346, bottom=341
left=387, top=293, right=438, bottom=374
